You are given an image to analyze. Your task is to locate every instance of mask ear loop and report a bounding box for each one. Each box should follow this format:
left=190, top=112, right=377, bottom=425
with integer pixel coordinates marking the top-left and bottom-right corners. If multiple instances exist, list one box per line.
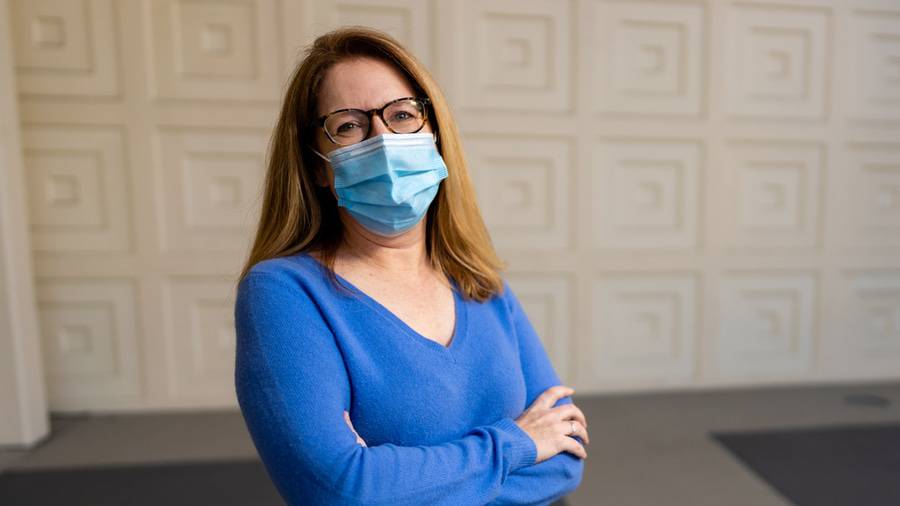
left=310, top=146, right=330, bottom=163
left=307, top=145, right=331, bottom=188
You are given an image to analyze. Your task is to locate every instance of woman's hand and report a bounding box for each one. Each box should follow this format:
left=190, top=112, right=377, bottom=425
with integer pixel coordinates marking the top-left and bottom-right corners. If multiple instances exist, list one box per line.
left=344, top=410, right=367, bottom=447
left=514, top=385, right=589, bottom=464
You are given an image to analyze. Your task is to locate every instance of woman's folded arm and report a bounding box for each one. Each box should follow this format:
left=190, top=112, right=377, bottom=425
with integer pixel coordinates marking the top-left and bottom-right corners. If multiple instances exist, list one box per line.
left=488, top=451, right=583, bottom=506
left=488, top=281, right=585, bottom=505
left=234, top=272, right=538, bottom=506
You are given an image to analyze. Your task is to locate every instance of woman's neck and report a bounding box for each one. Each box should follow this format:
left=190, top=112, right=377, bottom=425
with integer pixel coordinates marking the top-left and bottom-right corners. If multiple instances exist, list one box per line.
left=336, top=214, right=432, bottom=279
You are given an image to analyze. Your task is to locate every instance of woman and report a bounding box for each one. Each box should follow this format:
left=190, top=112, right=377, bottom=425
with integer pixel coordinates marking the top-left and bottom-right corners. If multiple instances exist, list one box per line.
left=233, top=26, right=589, bottom=506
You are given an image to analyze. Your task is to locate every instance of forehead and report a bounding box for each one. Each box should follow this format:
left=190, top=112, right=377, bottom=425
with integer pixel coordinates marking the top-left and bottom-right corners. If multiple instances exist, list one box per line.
left=317, top=56, right=418, bottom=115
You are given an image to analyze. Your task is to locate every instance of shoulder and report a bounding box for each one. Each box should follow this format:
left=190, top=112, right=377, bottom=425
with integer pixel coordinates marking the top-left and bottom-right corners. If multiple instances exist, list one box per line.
left=245, top=253, right=308, bottom=278
left=496, top=278, right=517, bottom=306
left=468, top=276, right=519, bottom=316
left=493, top=278, right=531, bottom=321
left=237, top=253, right=330, bottom=301
left=235, top=253, right=341, bottom=327
left=242, top=253, right=323, bottom=285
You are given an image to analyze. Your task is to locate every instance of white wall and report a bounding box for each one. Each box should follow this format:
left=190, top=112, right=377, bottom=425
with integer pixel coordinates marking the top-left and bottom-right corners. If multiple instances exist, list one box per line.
left=3, top=0, right=899, bottom=414
left=0, top=0, right=49, bottom=446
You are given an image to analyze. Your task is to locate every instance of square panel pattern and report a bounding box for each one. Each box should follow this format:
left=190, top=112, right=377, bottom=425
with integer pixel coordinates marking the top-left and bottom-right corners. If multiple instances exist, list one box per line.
left=454, top=0, right=571, bottom=111
left=10, top=0, right=900, bottom=410
left=35, top=278, right=141, bottom=407
left=724, top=4, right=829, bottom=119
left=163, top=276, right=238, bottom=399
left=145, top=0, right=280, bottom=100
left=155, top=128, right=267, bottom=252
left=829, top=271, right=900, bottom=375
left=465, top=136, right=571, bottom=249
left=592, top=139, right=700, bottom=250
left=313, top=0, right=431, bottom=66
left=587, top=274, right=697, bottom=384
left=505, top=274, right=573, bottom=383
left=22, top=126, right=131, bottom=252
left=841, top=143, right=900, bottom=248
left=11, top=0, right=118, bottom=96
left=721, top=141, right=824, bottom=250
left=847, top=10, right=900, bottom=121
left=591, top=0, right=705, bottom=116
left=715, top=272, right=816, bottom=378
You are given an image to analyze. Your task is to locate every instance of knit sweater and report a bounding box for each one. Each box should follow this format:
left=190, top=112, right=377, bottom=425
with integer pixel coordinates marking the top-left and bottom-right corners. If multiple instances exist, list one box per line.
left=233, top=252, right=584, bottom=505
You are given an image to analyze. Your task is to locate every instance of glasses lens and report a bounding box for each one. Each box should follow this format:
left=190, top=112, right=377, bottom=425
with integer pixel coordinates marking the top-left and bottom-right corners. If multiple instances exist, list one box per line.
left=324, top=110, right=369, bottom=145
left=384, top=99, right=426, bottom=133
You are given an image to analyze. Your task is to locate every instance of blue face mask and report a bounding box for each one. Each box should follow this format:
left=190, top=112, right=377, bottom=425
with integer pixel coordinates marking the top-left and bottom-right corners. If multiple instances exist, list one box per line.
left=312, top=132, right=449, bottom=236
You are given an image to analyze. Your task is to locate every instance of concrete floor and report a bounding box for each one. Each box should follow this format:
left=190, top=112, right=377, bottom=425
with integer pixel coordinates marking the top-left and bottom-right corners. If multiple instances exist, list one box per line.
left=2, top=381, right=899, bottom=505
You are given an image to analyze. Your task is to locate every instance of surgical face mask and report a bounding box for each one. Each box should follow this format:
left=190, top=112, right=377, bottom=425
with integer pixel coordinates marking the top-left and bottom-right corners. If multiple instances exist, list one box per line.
left=311, top=132, right=449, bottom=236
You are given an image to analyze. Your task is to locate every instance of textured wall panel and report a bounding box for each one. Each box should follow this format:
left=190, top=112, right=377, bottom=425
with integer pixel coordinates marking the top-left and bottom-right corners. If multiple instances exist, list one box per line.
left=827, top=270, right=900, bottom=376
left=721, top=141, right=824, bottom=250
left=35, top=278, right=141, bottom=406
left=11, top=0, right=119, bottom=97
left=587, top=273, right=697, bottom=385
left=22, top=126, right=131, bottom=253
left=591, top=0, right=705, bottom=116
left=724, top=3, right=829, bottom=119
left=847, top=10, right=900, bottom=122
left=452, top=0, right=571, bottom=111
left=310, top=0, right=431, bottom=66
left=11, top=0, right=900, bottom=411
left=591, top=139, right=701, bottom=250
left=838, top=143, right=900, bottom=248
left=154, top=128, right=267, bottom=252
left=163, top=276, right=237, bottom=399
left=145, top=0, right=280, bottom=100
left=715, top=272, right=816, bottom=378
left=466, top=135, right=571, bottom=250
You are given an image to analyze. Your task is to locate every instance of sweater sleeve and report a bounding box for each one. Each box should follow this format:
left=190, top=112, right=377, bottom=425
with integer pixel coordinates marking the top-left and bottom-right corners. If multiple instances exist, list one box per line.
left=233, top=272, right=538, bottom=506
left=488, top=281, right=584, bottom=505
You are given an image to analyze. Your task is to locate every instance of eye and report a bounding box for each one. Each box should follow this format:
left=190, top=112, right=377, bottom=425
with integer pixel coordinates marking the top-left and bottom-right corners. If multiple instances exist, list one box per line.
left=325, top=110, right=368, bottom=138
left=335, top=121, right=361, bottom=134
left=390, top=110, right=413, bottom=121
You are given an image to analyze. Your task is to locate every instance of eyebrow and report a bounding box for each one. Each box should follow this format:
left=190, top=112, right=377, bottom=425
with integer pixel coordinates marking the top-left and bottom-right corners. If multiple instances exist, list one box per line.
left=320, top=95, right=418, bottom=117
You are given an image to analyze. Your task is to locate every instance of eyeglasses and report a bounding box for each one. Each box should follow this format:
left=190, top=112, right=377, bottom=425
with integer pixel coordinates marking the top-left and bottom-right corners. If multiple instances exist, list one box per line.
left=314, top=96, right=431, bottom=146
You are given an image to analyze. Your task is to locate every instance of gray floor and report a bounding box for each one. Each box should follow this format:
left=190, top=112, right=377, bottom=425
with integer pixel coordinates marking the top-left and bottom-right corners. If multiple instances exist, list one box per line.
left=2, top=381, right=899, bottom=505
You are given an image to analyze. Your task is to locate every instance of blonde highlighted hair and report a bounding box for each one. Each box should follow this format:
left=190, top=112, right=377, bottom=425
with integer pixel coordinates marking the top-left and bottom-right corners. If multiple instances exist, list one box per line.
left=238, top=26, right=506, bottom=302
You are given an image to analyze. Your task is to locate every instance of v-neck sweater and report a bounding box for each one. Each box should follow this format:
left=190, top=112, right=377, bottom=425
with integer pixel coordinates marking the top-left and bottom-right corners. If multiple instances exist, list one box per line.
left=233, top=252, right=584, bottom=506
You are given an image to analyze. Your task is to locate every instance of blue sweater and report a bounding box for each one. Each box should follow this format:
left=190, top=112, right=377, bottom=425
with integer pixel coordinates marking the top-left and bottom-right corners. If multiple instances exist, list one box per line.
left=234, top=252, right=584, bottom=505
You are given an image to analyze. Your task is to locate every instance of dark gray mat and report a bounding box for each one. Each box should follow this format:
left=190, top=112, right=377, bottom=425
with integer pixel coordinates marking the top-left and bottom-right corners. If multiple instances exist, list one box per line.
left=0, top=458, right=569, bottom=505
left=712, top=423, right=900, bottom=506
left=0, top=459, right=282, bottom=505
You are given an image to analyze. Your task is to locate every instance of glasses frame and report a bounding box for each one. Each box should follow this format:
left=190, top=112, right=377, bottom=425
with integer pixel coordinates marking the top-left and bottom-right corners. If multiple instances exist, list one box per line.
left=314, top=96, right=432, bottom=146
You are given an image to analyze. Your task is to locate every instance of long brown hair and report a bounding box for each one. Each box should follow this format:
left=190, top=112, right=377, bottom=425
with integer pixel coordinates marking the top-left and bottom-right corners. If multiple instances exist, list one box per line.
left=238, top=26, right=506, bottom=302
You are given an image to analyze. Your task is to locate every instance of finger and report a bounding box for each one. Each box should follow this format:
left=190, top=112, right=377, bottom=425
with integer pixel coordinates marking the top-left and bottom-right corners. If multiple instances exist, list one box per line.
left=579, top=426, right=590, bottom=446
left=555, top=404, right=588, bottom=431
left=561, top=436, right=588, bottom=460
left=344, top=412, right=367, bottom=447
left=344, top=412, right=359, bottom=435
left=571, top=404, right=588, bottom=428
left=537, top=385, right=575, bottom=410
left=559, top=420, right=589, bottom=446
